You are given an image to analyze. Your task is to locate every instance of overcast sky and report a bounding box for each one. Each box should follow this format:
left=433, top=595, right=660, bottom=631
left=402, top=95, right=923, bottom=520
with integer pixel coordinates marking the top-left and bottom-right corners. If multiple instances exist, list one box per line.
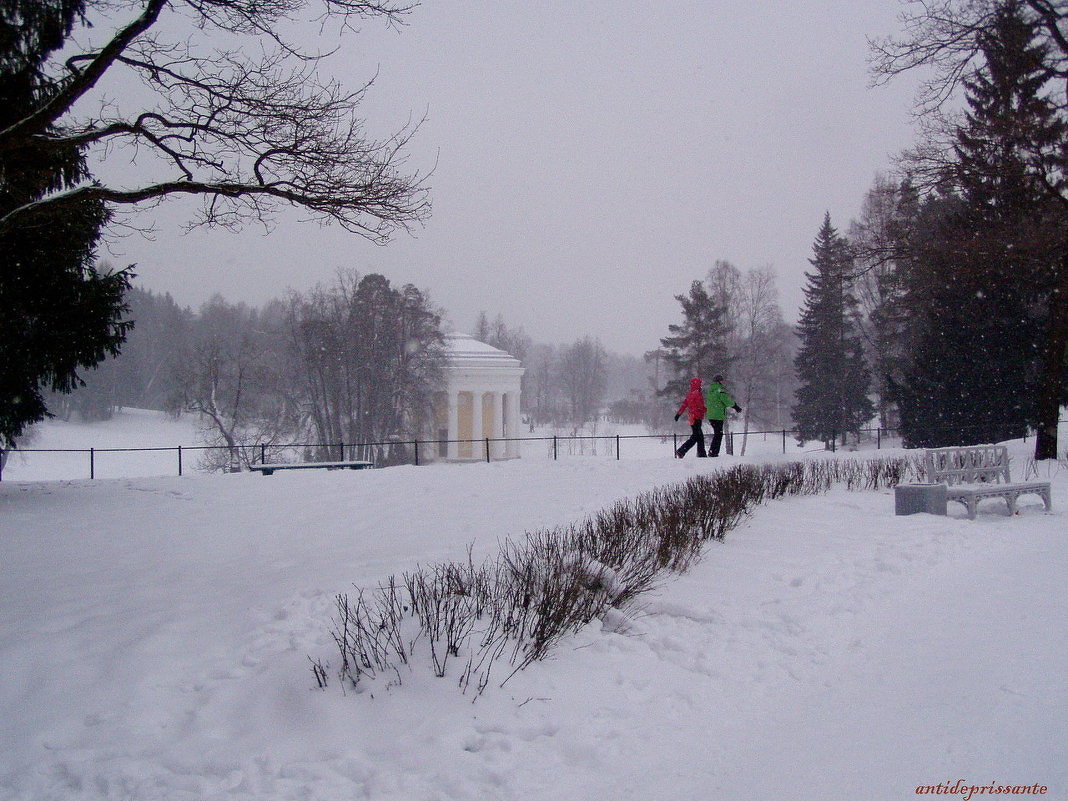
left=102, top=1, right=924, bottom=356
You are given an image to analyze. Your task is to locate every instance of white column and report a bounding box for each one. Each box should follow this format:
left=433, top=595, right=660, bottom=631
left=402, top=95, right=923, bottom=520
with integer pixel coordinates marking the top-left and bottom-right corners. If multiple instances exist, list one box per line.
left=471, top=390, right=483, bottom=460
left=509, top=388, right=522, bottom=457
left=447, top=390, right=459, bottom=460
left=500, top=392, right=511, bottom=458
left=488, top=391, right=502, bottom=458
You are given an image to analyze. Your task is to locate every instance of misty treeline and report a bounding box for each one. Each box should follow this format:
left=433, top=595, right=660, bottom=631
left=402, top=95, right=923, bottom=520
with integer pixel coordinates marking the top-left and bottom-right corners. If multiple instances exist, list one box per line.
left=48, top=272, right=446, bottom=469
left=476, top=304, right=791, bottom=438
left=480, top=315, right=635, bottom=434
left=51, top=274, right=666, bottom=467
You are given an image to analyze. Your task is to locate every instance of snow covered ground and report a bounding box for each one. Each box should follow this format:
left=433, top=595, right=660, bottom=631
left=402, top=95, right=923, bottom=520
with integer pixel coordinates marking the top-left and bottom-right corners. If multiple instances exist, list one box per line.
left=1, top=407, right=829, bottom=481
left=1, top=411, right=1065, bottom=800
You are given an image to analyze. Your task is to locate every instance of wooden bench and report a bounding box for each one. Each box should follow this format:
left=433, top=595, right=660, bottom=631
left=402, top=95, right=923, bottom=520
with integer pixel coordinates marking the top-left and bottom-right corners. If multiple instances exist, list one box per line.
left=924, top=445, right=1051, bottom=520
left=250, top=460, right=373, bottom=476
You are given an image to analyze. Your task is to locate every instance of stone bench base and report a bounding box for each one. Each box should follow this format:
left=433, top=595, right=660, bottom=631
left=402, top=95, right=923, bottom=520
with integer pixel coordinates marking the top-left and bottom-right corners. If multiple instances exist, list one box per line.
left=895, top=483, right=948, bottom=516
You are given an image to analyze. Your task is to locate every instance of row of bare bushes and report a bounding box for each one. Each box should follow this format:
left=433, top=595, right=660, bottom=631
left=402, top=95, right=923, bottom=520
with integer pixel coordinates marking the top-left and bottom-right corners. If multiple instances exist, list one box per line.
left=312, top=455, right=921, bottom=696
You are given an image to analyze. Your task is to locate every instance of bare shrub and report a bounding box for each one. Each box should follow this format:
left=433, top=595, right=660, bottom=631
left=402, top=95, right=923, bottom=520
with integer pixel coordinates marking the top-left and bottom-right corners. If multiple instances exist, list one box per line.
left=315, top=454, right=919, bottom=697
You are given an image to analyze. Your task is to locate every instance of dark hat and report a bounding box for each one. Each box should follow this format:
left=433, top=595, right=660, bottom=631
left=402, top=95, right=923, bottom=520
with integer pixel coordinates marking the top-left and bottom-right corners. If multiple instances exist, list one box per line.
left=713, top=374, right=723, bottom=383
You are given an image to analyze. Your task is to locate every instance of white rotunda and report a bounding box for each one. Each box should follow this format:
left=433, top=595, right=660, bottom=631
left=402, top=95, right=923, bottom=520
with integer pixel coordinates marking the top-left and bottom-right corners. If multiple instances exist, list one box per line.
left=431, top=333, right=525, bottom=461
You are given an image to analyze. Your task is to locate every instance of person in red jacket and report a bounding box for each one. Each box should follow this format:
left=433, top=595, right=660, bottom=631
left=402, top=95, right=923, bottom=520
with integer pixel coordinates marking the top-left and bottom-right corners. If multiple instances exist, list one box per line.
left=674, top=377, right=707, bottom=458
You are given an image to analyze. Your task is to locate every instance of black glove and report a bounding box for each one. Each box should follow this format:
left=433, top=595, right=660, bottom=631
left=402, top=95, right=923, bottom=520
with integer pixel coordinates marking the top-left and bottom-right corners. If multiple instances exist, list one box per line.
left=674, top=413, right=681, bottom=422
left=733, top=404, right=742, bottom=413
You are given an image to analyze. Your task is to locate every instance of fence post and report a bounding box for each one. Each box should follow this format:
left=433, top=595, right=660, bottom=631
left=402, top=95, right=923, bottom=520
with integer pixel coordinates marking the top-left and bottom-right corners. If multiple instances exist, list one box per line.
left=261, top=443, right=266, bottom=464
left=485, top=438, right=490, bottom=463
left=178, top=446, right=183, bottom=477
left=673, top=433, right=677, bottom=455
left=414, top=440, right=420, bottom=466
left=782, top=429, right=787, bottom=454
left=877, top=428, right=882, bottom=449
left=553, top=436, right=558, bottom=460
left=90, top=447, right=95, bottom=480
left=831, top=432, right=837, bottom=453
left=616, top=434, right=620, bottom=460
left=339, top=441, right=345, bottom=461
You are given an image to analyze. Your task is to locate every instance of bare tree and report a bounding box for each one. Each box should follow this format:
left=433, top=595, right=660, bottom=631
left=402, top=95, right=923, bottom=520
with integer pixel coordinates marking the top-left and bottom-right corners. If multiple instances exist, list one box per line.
left=871, top=1, right=1068, bottom=114
left=848, top=174, right=921, bottom=430
left=0, top=0, right=429, bottom=240
left=170, top=296, right=296, bottom=469
left=732, top=266, right=787, bottom=454
left=705, top=259, right=743, bottom=361
left=287, top=270, right=445, bottom=463
left=557, top=337, right=608, bottom=429
left=526, top=344, right=562, bottom=427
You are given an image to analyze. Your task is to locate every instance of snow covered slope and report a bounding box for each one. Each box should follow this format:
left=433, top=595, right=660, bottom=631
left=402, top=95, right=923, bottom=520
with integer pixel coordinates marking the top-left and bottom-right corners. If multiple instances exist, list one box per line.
left=1, top=416, right=1065, bottom=800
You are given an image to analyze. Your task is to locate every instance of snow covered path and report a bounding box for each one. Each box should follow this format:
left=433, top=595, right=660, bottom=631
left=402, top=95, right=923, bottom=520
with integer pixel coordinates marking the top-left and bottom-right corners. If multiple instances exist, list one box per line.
left=1, top=452, right=1065, bottom=800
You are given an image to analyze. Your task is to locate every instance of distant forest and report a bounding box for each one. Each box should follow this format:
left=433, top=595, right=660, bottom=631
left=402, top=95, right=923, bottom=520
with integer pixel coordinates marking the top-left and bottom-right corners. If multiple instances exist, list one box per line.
left=51, top=285, right=668, bottom=423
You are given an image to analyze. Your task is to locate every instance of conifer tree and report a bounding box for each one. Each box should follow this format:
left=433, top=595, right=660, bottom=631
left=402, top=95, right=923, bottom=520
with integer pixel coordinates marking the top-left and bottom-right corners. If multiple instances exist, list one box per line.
left=873, top=0, right=1068, bottom=459
left=792, top=213, right=874, bottom=447
left=0, top=0, right=131, bottom=447
left=658, top=280, right=733, bottom=400
left=896, top=2, right=1064, bottom=447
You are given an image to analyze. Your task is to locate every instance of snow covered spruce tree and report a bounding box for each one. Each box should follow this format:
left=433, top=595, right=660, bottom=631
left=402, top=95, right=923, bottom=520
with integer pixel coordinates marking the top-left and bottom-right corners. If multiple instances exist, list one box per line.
left=659, top=279, right=734, bottom=400
left=0, top=0, right=427, bottom=448
left=873, top=0, right=1068, bottom=458
left=893, top=3, right=1065, bottom=448
left=792, top=213, right=874, bottom=449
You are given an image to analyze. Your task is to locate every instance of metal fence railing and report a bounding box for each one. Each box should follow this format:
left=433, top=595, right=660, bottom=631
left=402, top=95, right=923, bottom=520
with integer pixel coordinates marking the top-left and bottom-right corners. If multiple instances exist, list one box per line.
left=2, top=421, right=1063, bottom=482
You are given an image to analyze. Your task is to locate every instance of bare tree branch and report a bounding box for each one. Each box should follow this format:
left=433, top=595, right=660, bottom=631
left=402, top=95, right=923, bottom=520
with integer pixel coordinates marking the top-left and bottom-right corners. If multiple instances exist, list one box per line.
left=0, top=0, right=428, bottom=240
left=871, top=0, right=1068, bottom=110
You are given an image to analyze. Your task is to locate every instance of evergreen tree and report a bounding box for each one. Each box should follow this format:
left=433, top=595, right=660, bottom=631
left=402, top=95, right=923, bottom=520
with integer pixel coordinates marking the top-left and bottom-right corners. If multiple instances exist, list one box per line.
left=895, top=2, right=1064, bottom=447
left=792, top=213, right=874, bottom=447
left=892, top=193, right=1029, bottom=445
left=873, top=0, right=1068, bottom=458
left=0, top=0, right=131, bottom=447
left=659, top=280, right=733, bottom=400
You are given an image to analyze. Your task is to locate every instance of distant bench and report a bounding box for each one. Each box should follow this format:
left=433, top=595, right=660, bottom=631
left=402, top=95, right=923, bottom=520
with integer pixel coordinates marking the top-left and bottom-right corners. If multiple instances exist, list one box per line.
left=924, top=444, right=1051, bottom=520
left=250, top=460, right=374, bottom=476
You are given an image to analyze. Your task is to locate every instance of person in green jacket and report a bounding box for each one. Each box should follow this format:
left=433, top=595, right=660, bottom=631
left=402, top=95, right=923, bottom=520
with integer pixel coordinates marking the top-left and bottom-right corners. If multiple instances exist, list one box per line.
left=704, top=374, right=742, bottom=457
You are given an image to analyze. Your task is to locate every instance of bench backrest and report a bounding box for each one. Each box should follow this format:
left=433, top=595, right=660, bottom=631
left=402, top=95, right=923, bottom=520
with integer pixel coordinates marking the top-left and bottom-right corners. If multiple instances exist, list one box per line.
left=924, top=445, right=1011, bottom=485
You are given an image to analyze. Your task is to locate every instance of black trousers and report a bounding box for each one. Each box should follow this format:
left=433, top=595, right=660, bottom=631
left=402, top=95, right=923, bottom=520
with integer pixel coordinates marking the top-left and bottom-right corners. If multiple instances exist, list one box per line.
left=677, top=421, right=706, bottom=458
left=708, top=419, right=724, bottom=456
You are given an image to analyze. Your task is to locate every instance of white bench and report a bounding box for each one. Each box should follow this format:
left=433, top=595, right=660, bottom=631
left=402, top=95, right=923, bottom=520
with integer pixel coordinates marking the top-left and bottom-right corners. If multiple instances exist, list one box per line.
left=924, top=445, right=1051, bottom=520
left=250, top=460, right=373, bottom=476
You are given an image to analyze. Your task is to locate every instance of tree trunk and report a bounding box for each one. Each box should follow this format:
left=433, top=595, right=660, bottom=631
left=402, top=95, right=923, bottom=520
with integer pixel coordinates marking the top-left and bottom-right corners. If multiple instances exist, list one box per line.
left=1033, top=256, right=1068, bottom=460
